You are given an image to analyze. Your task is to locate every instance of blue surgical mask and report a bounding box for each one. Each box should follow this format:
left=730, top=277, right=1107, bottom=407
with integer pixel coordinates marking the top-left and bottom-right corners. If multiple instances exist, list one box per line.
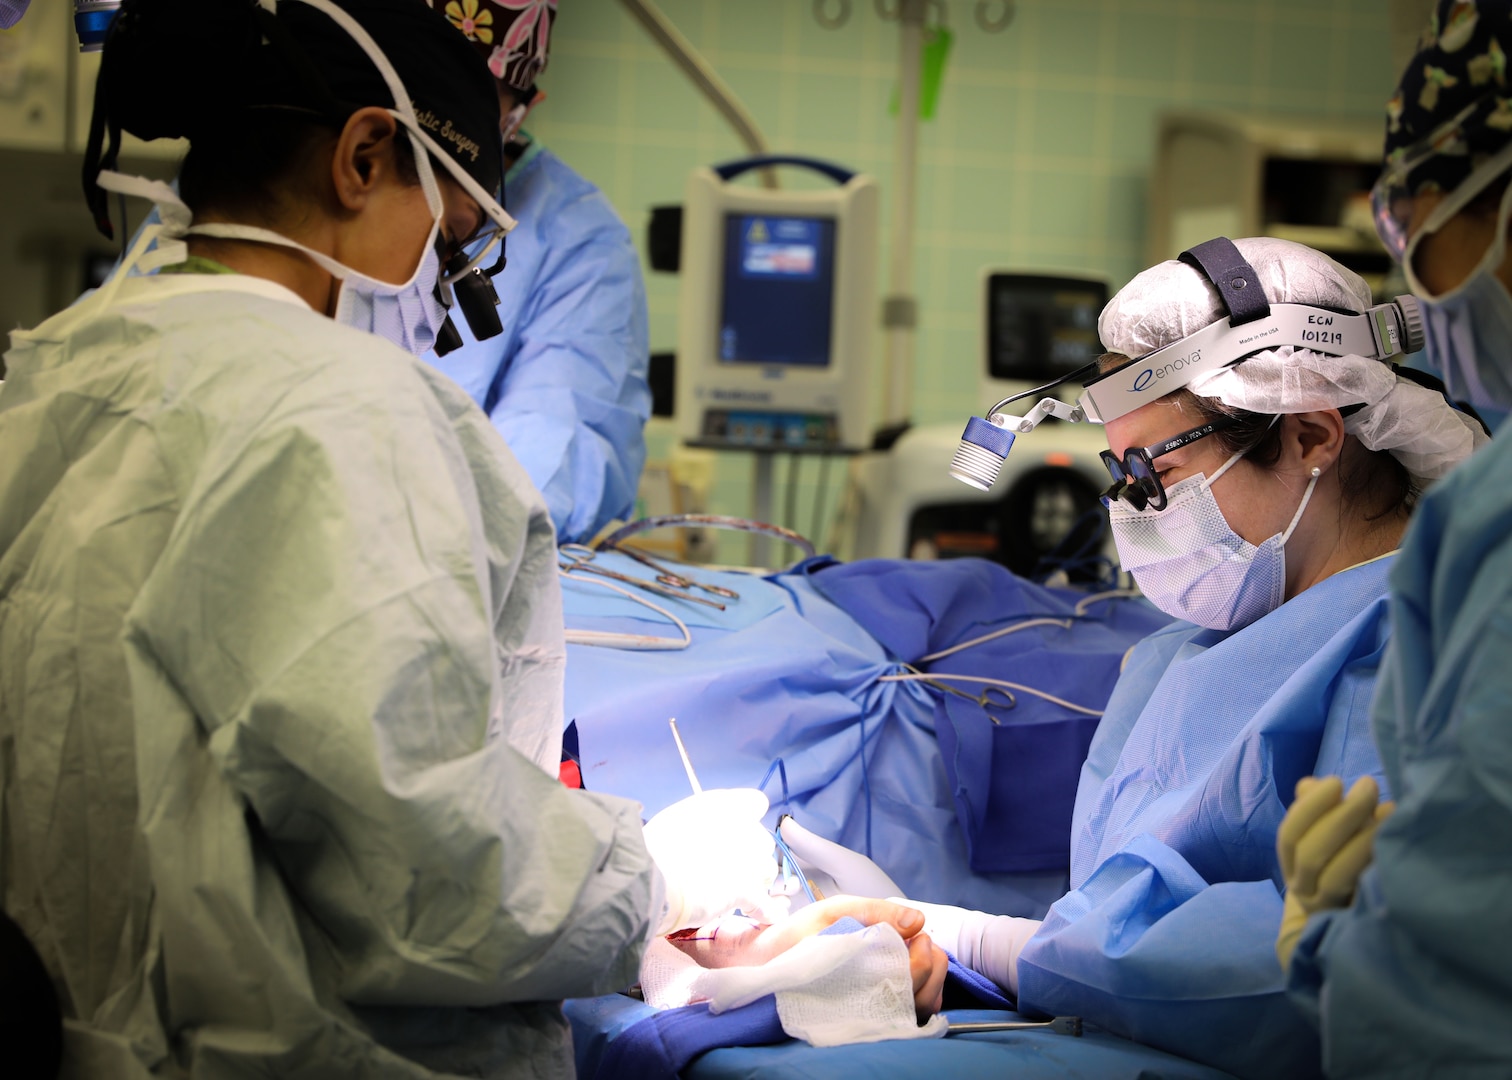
left=1405, top=156, right=1512, bottom=413
left=1418, top=267, right=1512, bottom=414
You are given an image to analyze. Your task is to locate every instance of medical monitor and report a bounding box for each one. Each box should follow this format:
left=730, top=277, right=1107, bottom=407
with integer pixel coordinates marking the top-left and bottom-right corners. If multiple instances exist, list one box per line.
left=719, top=214, right=837, bottom=369
left=980, top=270, right=1109, bottom=406
left=677, top=163, right=879, bottom=452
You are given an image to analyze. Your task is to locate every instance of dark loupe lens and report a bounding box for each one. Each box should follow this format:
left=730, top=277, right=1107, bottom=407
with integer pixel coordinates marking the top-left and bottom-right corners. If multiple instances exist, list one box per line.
left=433, top=316, right=464, bottom=357
left=448, top=253, right=503, bottom=342
left=1099, top=450, right=1127, bottom=484
left=1126, top=453, right=1164, bottom=508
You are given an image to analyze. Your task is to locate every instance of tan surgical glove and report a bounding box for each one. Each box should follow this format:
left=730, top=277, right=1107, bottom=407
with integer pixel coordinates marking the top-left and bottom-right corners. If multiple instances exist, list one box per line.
left=1275, top=775, right=1395, bottom=971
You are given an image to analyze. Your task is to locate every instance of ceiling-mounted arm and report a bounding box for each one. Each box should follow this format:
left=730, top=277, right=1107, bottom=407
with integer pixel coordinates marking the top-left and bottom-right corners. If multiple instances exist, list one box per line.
left=617, top=0, right=778, bottom=189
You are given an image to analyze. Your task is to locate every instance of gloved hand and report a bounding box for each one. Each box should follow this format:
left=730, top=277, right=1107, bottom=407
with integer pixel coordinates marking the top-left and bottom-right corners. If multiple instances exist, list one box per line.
left=1275, top=775, right=1395, bottom=971
left=886, top=898, right=1039, bottom=997
left=776, top=815, right=903, bottom=899
left=664, top=896, right=950, bottom=1021
left=644, top=789, right=780, bottom=932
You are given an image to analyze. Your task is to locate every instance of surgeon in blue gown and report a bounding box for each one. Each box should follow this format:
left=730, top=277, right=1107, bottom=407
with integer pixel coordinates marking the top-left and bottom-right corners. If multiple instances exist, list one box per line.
left=853, top=239, right=1485, bottom=1080
left=424, top=0, right=651, bottom=542
left=1278, top=6, right=1512, bottom=1075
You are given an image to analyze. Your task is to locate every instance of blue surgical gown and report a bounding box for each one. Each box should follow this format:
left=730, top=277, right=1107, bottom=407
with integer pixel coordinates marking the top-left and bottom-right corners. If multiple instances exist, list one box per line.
left=0, top=270, right=658, bottom=1078
left=1017, top=556, right=1396, bottom=1080
left=1288, top=434, right=1512, bottom=1077
left=427, top=141, right=652, bottom=543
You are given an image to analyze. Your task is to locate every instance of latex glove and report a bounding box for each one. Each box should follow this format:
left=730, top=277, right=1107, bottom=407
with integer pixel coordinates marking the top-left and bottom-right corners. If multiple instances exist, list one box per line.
left=666, top=895, right=950, bottom=1021
left=776, top=815, right=903, bottom=899
left=645, top=789, right=780, bottom=933
left=1276, top=775, right=1395, bottom=971
left=886, top=898, right=1039, bottom=997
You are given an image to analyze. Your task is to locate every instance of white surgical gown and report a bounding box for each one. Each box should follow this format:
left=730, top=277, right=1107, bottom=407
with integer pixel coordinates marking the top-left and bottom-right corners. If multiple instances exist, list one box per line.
left=426, top=141, right=651, bottom=543
left=0, top=271, right=657, bottom=1078
left=1289, top=431, right=1512, bottom=1076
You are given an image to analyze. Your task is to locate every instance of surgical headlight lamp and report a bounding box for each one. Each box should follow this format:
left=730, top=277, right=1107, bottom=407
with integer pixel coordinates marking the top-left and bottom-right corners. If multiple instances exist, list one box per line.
left=74, top=1, right=122, bottom=51
left=949, top=237, right=1426, bottom=492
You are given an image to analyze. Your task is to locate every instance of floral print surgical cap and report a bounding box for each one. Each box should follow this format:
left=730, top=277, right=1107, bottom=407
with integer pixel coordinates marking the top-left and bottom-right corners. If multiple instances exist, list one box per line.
left=429, top=0, right=557, bottom=91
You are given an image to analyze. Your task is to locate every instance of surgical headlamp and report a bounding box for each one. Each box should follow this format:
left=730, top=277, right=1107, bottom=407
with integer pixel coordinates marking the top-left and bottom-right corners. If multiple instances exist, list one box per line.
left=949, top=237, right=1425, bottom=492
left=74, top=1, right=122, bottom=51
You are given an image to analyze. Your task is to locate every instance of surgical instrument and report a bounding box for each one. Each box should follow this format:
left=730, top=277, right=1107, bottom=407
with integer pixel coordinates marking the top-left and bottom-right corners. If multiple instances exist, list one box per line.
left=606, top=543, right=740, bottom=599
left=560, top=544, right=726, bottom=610
left=944, top=1015, right=1083, bottom=1037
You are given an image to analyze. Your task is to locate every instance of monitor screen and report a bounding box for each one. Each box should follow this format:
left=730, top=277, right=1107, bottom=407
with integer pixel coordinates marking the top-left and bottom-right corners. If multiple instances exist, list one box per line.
left=986, top=273, right=1108, bottom=383
left=719, top=214, right=837, bottom=367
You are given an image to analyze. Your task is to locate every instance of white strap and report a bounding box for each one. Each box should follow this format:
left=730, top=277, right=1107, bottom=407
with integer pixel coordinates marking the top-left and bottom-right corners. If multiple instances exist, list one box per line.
left=95, top=170, right=192, bottom=233
left=184, top=221, right=357, bottom=282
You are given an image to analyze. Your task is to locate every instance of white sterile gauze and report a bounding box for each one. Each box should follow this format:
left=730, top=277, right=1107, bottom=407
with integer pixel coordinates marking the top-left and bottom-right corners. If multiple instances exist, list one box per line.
left=641, top=922, right=946, bottom=1046
left=1109, top=451, right=1317, bottom=631
left=1188, top=347, right=1489, bottom=488
left=643, top=789, right=784, bottom=931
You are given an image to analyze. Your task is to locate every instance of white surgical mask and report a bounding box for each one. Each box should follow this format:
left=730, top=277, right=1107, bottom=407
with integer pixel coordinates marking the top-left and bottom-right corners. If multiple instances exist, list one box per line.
left=1405, top=152, right=1512, bottom=414
left=330, top=233, right=452, bottom=355
left=1109, top=451, right=1318, bottom=631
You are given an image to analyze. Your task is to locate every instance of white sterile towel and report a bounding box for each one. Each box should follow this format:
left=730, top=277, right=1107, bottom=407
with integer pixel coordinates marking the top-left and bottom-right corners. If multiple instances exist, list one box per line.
left=640, top=923, right=947, bottom=1047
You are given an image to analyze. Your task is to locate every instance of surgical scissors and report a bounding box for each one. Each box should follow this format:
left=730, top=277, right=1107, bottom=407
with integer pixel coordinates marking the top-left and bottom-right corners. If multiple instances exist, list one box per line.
left=603, top=543, right=740, bottom=599
left=559, top=544, right=726, bottom=611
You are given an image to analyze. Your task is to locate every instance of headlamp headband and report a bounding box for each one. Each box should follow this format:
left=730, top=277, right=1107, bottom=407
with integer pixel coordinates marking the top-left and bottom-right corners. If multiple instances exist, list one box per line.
left=1077, top=237, right=1424, bottom=424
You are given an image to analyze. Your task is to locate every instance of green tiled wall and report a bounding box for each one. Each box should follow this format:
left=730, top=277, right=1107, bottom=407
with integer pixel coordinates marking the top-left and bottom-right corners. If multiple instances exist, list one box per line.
left=528, top=0, right=1399, bottom=556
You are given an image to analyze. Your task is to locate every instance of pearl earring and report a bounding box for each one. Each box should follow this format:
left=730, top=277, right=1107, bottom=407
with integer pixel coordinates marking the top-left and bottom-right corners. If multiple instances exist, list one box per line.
left=1311, top=466, right=1322, bottom=478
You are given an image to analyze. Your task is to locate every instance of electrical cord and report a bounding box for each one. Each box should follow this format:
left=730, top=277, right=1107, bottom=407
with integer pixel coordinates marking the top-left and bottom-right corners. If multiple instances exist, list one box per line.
left=560, top=570, right=692, bottom=650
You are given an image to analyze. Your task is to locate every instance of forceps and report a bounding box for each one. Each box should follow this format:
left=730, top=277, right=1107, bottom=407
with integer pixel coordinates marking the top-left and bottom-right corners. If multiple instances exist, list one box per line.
left=604, top=544, right=740, bottom=599
left=559, top=544, right=726, bottom=611
left=936, top=682, right=1017, bottom=723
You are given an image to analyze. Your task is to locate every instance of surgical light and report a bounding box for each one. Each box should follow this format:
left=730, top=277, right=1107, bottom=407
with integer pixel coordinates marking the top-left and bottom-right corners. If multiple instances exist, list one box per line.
left=74, top=0, right=121, bottom=51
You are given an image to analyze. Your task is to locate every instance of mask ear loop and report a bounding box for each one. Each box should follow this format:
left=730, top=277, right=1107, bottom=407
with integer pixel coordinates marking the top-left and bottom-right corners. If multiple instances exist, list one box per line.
left=1200, top=413, right=1282, bottom=492
left=1278, top=466, right=1322, bottom=546
left=1403, top=141, right=1512, bottom=302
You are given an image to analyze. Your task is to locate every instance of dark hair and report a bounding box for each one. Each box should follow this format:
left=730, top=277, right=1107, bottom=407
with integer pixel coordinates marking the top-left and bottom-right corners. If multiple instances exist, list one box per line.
left=1098, top=353, right=1416, bottom=521
left=177, top=110, right=418, bottom=226
left=85, top=0, right=499, bottom=236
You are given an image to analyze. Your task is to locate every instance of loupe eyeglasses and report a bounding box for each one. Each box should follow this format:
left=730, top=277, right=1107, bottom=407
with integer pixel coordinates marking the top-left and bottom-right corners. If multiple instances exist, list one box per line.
left=1098, top=416, right=1240, bottom=512
left=432, top=223, right=508, bottom=356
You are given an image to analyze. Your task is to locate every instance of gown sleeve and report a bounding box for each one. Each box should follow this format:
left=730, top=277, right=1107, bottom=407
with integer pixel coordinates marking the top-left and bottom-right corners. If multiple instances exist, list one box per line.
left=1288, top=494, right=1512, bottom=1075
left=484, top=200, right=651, bottom=543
